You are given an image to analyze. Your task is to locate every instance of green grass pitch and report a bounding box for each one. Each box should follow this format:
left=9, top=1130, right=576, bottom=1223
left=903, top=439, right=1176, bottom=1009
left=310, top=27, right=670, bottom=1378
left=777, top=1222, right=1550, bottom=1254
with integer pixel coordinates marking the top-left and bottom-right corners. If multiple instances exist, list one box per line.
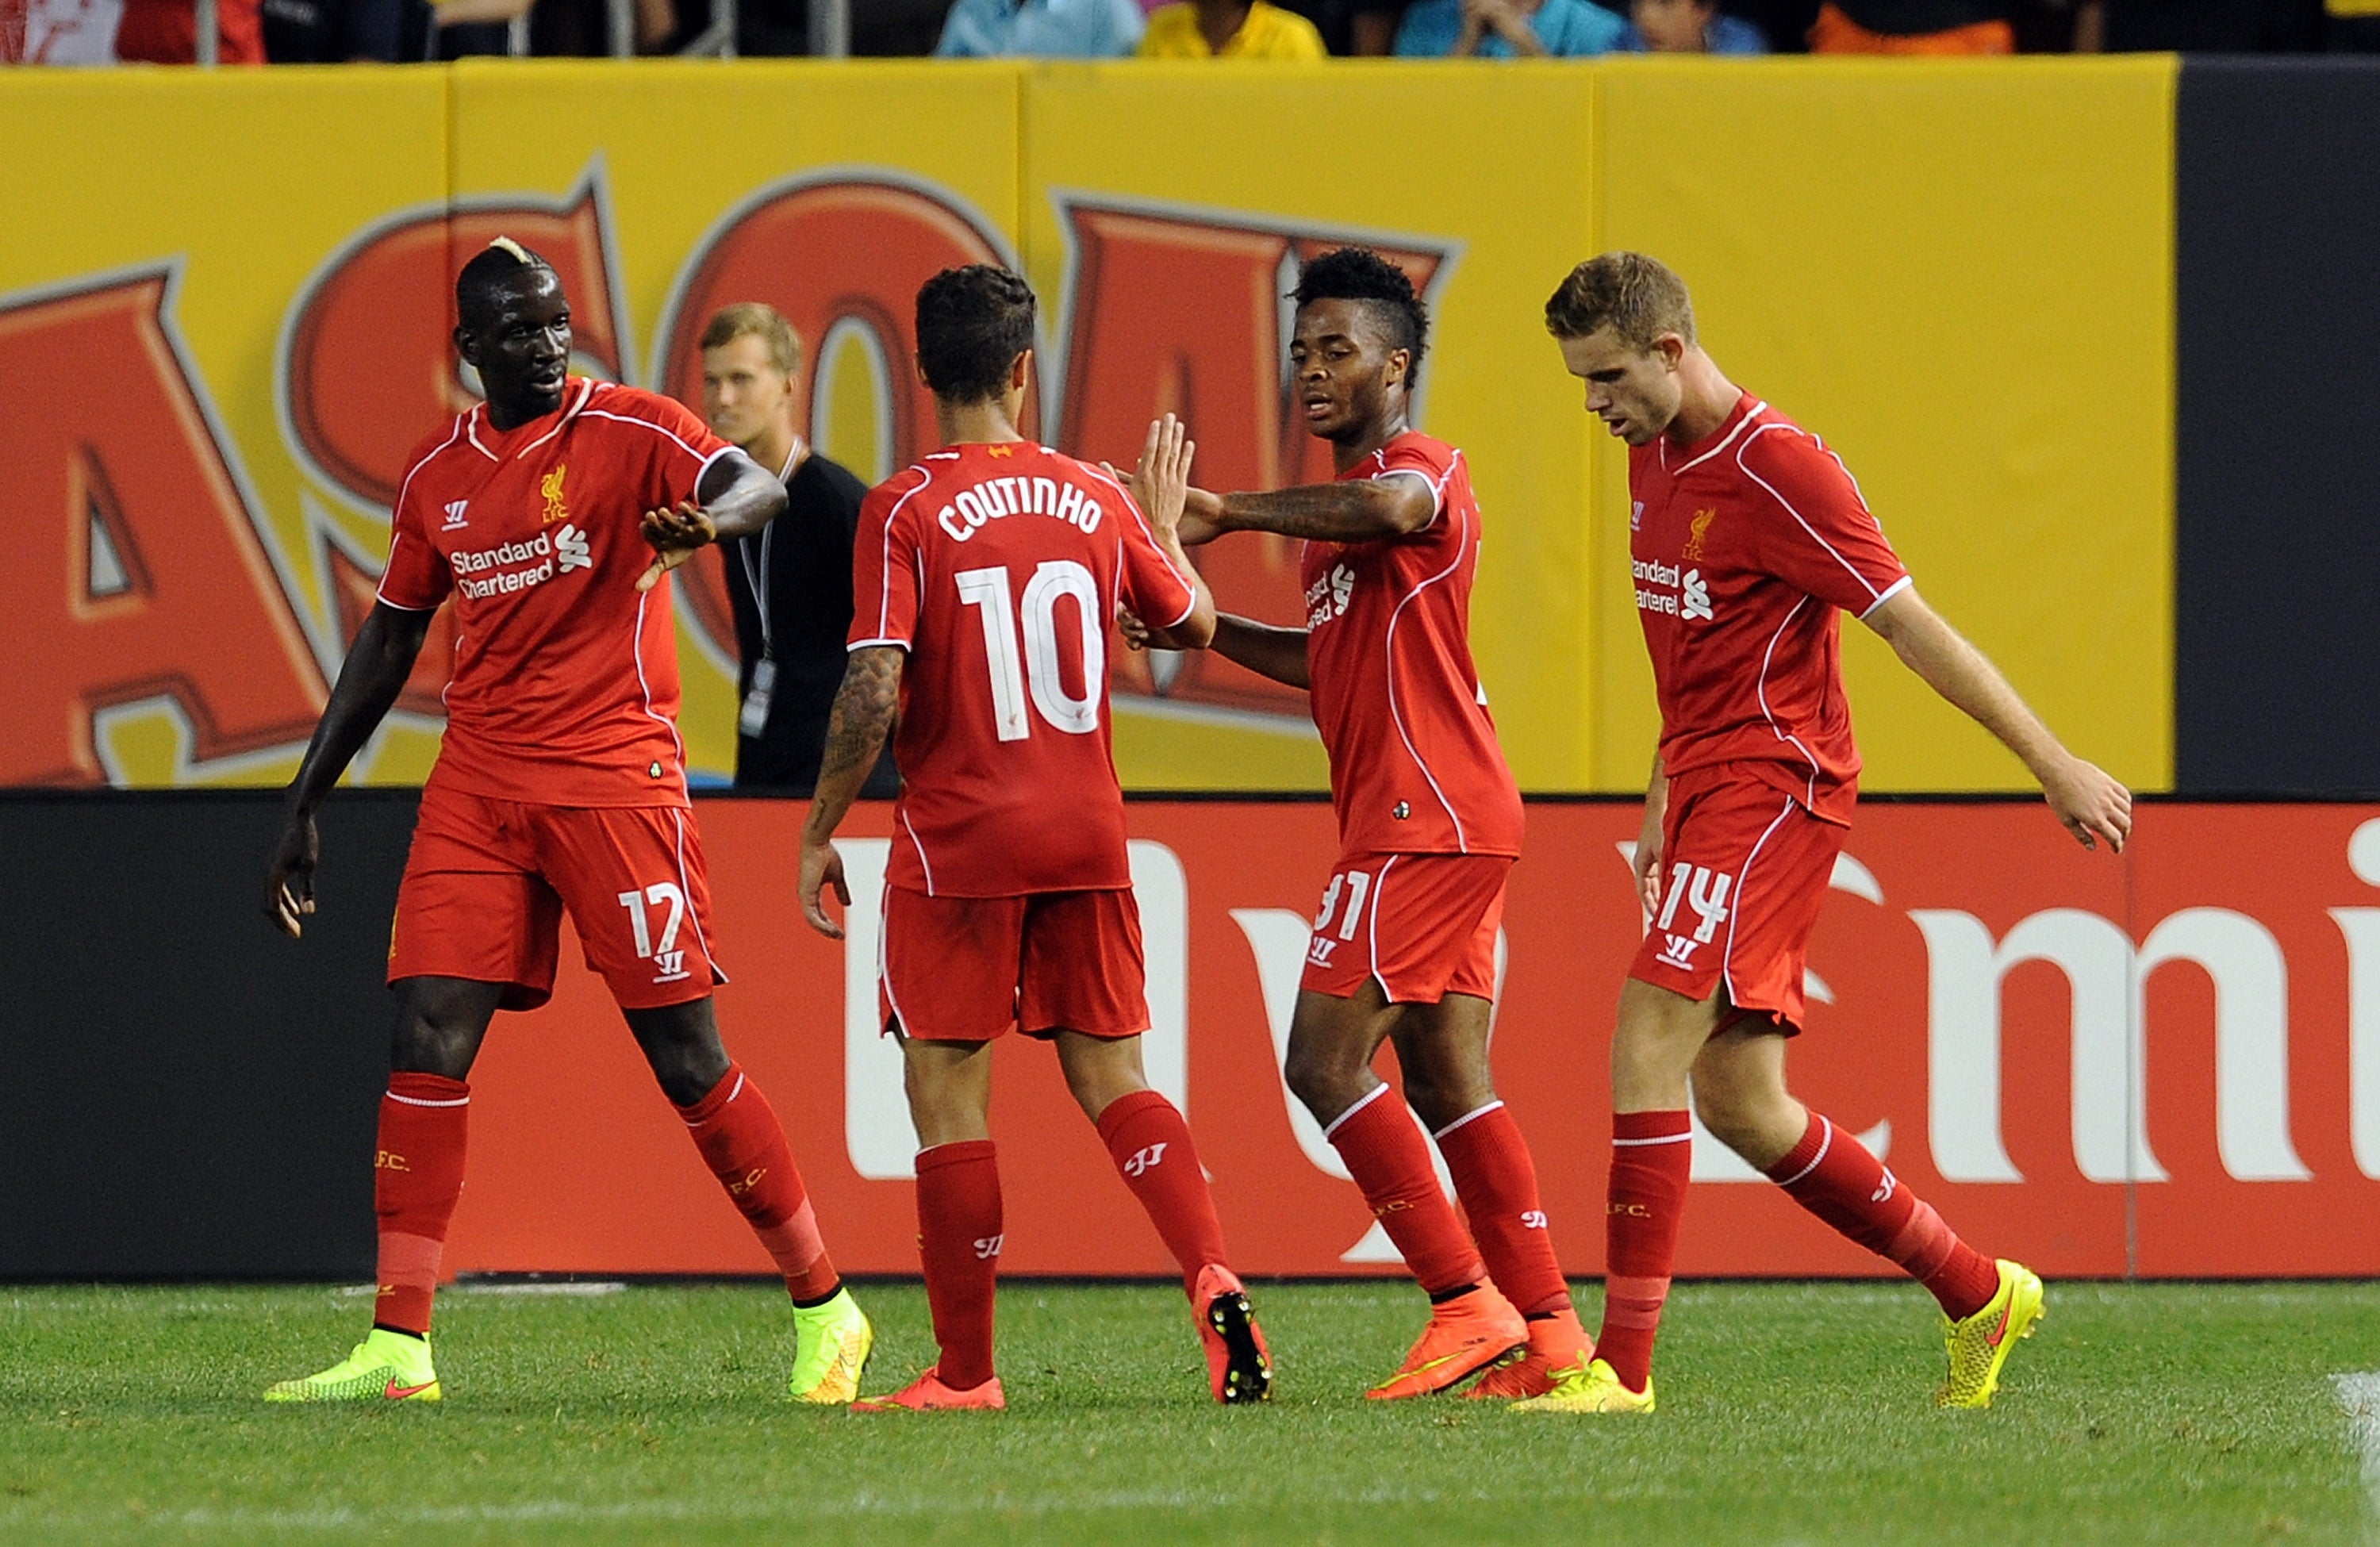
left=3, top=1280, right=2374, bottom=1544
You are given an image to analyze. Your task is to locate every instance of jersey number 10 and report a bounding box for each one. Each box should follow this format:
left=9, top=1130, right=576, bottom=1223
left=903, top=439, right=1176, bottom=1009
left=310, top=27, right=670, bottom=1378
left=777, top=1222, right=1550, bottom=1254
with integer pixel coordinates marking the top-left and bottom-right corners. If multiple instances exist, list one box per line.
left=955, top=561, right=1104, bottom=743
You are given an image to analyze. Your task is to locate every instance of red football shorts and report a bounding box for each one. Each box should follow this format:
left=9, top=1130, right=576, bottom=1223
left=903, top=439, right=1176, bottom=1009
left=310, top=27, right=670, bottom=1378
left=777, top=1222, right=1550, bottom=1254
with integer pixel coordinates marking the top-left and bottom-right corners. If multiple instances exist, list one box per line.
left=1299, top=850, right=1511, bottom=1004
left=879, top=885, right=1149, bottom=1042
left=1627, top=765, right=1845, bottom=1035
left=388, top=786, right=725, bottom=1012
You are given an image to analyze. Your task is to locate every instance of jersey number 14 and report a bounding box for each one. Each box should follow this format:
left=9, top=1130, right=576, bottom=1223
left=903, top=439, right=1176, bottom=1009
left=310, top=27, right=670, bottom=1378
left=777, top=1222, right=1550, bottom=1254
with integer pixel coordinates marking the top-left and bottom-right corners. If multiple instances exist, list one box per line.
left=956, top=561, right=1104, bottom=743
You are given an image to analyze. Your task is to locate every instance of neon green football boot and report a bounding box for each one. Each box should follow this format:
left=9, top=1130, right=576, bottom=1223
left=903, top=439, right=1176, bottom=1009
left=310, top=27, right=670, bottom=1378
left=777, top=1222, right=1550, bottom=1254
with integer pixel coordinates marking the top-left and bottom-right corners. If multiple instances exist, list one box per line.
left=1510, top=1356, right=1656, bottom=1415
left=264, top=1327, right=441, bottom=1403
left=787, top=1287, right=873, bottom=1404
left=1937, top=1258, right=2044, bottom=1409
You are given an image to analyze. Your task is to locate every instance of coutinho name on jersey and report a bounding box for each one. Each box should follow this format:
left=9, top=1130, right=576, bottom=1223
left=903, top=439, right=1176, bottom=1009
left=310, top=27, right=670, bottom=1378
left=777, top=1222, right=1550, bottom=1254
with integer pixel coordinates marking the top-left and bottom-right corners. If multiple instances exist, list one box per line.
left=936, top=475, right=1107, bottom=543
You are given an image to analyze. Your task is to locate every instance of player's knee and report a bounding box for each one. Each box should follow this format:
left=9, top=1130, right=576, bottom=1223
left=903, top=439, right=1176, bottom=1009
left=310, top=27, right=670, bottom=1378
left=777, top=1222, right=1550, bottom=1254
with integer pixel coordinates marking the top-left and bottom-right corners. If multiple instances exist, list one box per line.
left=1282, top=1042, right=1364, bottom=1122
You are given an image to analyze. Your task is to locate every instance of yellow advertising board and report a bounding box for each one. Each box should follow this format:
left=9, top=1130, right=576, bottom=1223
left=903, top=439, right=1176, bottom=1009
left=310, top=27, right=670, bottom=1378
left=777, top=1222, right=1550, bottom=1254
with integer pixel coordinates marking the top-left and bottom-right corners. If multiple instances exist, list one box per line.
left=1593, top=56, right=2177, bottom=791
left=0, top=60, right=2175, bottom=797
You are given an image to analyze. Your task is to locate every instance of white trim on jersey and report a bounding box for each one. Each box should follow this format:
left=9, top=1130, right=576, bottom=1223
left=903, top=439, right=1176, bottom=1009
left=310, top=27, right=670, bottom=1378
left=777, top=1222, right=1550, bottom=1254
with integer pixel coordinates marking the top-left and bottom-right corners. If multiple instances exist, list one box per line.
left=512, top=378, right=596, bottom=459
left=1755, top=594, right=1826, bottom=805
left=1720, top=793, right=1799, bottom=1018
left=1669, top=399, right=1768, bottom=480
left=1379, top=451, right=1472, bottom=851
left=631, top=587, right=688, bottom=787
left=670, top=807, right=727, bottom=987
left=1368, top=463, right=1448, bottom=530
left=1858, top=574, right=1914, bottom=621
left=465, top=406, right=498, bottom=463
left=375, top=417, right=470, bottom=610
left=1735, top=422, right=1890, bottom=607
left=898, top=804, right=937, bottom=897
left=1084, top=459, right=1198, bottom=630
left=867, top=468, right=935, bottom=648
left=578, top=405, right=712, bottom=464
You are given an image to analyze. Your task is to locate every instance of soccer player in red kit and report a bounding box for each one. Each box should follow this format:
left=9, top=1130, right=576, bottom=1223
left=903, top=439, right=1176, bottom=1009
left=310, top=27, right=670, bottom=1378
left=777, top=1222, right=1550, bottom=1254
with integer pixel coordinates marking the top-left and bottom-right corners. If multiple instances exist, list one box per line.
left=1520, top=252, right=2134, bottom=1415
left=261, top=240, right=871, bottom=1405
left=797, top=264, right=1271, bottom=1412
left=1134, top=248, right=1587, bottom=1400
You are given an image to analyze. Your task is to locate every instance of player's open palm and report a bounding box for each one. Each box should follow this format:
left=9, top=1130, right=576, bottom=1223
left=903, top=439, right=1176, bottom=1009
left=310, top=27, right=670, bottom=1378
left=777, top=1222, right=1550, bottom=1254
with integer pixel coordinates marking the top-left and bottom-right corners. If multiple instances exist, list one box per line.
left=265, top=812, right=319, bottom=939
left=799, top=839, right=851, bottom=939
left=637, top=499, right=717, bottom=593
left=2043, top=755, right=2133, bottom=853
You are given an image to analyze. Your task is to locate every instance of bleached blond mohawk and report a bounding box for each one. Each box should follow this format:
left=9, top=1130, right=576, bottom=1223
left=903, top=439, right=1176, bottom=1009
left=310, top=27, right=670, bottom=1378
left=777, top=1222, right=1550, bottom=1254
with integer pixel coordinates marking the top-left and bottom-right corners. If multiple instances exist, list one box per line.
left=455, top=236, right=559, bottom=328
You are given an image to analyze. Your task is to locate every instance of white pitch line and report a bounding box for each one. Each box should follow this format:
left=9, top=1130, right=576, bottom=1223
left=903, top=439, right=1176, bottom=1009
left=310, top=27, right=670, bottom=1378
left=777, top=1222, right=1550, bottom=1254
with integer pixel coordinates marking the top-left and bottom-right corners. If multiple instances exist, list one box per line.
left=2335, top=1372, right=2380, bottom=1522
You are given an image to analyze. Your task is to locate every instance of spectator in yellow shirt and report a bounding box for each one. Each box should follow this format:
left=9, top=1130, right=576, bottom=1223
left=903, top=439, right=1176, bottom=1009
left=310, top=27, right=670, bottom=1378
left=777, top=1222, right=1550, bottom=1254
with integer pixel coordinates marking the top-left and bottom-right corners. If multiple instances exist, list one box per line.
left=1139, top=0, right=1330, bottom=55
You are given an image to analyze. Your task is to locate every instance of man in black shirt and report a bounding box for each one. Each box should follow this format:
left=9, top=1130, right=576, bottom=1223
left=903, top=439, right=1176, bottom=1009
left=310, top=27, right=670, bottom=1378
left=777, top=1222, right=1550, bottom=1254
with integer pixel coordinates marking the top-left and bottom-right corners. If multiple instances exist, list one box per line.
left=699, top=303, right=899, bottom=797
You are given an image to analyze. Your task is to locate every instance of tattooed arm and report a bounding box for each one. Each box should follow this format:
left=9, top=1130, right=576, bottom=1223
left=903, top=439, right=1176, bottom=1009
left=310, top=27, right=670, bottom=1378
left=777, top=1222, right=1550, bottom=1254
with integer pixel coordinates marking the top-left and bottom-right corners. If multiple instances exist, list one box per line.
left=1184, top=474, right=1434, bottom=544
left=798, top=644, right=904, bottom=939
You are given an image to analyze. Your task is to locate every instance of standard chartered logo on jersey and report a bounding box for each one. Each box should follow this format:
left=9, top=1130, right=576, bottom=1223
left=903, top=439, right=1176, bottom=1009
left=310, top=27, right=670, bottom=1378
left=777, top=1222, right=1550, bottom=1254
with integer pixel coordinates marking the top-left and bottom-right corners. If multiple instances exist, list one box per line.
left=451, top=523, right=590, bottom=600
left=1633, top=557, right=1714, bottom=623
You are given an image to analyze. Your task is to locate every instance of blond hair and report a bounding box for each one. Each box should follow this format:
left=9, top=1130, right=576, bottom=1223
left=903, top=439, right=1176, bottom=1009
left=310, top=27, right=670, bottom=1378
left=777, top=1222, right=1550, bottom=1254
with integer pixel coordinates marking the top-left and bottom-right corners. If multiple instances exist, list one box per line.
left=1544, top=252, right=1696, bottom=349
left=699, top=301, right=802, bottom=376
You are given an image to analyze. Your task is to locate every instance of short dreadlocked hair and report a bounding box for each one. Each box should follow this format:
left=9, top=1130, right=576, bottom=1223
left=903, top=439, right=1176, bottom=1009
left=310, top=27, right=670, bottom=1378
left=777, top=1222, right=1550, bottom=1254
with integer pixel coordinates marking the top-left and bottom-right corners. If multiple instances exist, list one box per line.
left=1291, top=247, right=1429, bottom=390
left=915, top=264, right=1037, bottom=405
left=455, top=237, right=558, bottom=332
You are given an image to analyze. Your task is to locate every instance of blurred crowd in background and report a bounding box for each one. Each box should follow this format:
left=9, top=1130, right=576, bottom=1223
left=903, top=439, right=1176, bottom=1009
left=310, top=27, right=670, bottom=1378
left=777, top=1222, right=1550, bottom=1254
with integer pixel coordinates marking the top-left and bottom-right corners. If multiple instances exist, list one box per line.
left=7, top=0, right=2376, bottom=108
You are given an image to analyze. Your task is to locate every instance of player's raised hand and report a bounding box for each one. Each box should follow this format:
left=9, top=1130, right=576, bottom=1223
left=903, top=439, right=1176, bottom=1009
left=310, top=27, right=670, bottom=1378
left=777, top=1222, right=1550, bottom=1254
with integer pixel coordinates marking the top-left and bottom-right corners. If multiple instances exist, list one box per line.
left=799, top=837, right=851, bottom=939
left=1121, top=413, right=1196, bottom=535
left=637, top=499, right=717, bottom=593
left=265, top=811, right=320, bottom=939
left=2042, top=755, right=2133, bottom=853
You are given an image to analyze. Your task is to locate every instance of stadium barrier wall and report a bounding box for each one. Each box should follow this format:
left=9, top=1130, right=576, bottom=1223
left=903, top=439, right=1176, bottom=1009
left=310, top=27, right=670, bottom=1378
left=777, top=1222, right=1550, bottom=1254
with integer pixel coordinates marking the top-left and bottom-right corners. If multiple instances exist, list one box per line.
left=2, top=58, right=2186, bottom=799
left=7, top=791, right=2379, bottom=1281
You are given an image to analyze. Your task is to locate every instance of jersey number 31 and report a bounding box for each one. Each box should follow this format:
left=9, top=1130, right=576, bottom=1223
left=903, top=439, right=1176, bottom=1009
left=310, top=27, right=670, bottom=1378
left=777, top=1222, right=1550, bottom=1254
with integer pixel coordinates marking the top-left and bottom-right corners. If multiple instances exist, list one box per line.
left=956, top=561, right=1104, bottom=743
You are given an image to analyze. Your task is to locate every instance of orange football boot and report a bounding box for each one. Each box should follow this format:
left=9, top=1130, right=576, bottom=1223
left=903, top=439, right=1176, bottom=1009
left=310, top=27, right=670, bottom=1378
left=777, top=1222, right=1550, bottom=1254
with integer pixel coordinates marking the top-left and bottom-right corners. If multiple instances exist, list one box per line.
left=1466, top=1306, right=1594, bottom=1400
left=850, top=1366, right=1007, bottom=1412
left=1192, top=1264, right=1273, bottom=1403
left=1366, top=1283, right=1528, bottom=1400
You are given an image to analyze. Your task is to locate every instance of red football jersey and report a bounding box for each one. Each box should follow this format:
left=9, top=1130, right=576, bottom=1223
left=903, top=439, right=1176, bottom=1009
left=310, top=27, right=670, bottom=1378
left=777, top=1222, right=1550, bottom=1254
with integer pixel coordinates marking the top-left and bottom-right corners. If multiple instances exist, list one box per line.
left=1300, top=432, right=1524, bottom=858
left=378, top=378, right=735, bottom=807
left=1629, top=393, right=1910, bottom=825
left=850, top=441, right=1198, bottom=897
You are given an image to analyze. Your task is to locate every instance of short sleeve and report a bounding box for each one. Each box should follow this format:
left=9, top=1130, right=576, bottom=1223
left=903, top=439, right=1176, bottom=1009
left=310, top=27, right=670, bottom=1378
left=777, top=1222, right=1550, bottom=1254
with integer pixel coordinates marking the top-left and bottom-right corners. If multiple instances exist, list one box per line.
left=1369, top=439, right=1454, bottom=531
left=1105, top=480, right=1198, bottom=631
left=377, top=433, right=455, bottom=612
left=598, top=387, right=734, bottom=511
left=850, top=472, right=926, bottom=651
left=1741, top=428, right=1910, bottom=618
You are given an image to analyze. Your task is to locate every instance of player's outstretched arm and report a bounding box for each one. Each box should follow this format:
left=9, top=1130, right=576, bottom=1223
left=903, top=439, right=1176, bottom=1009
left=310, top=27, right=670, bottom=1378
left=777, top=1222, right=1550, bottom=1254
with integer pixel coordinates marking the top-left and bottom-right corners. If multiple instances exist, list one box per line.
left=1864, top=586, right=2133, bottom=852
left=1186, top=474, right=1434, bottom=546
left=636, top=447, right=789, bottom=593
left=798, top=644, right=905, bottom=939
left=1209, top=613, right=1312, bottom=689
left=267, top=601, right=436, bottom=938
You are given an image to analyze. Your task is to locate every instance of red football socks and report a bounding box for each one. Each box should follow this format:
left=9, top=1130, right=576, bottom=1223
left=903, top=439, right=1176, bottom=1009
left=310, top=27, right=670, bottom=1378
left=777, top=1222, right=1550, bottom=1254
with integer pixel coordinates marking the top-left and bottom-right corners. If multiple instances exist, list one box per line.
left=1435, top=1100, right=1572, bottom=1320
left=677, top=1064, right=839, bottom=1304
left=1596, top=1109, right=1693, bottom=1392
left=1764, top=1111, right=1999, bottom=1320
left=1096, top=1089, right=1230, bottom=1296
left=1325, top=1084, right=1487, bottom=1296
left=916, top=1139, right=1003, bottom=1390
left=373, top=1071, right=470, bottom=1337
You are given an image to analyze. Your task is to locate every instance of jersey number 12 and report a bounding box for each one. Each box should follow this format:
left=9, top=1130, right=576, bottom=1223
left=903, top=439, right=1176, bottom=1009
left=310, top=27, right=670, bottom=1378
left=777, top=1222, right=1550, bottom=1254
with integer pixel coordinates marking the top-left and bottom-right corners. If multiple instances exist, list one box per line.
left=955, top=561, right=1104, bottom=743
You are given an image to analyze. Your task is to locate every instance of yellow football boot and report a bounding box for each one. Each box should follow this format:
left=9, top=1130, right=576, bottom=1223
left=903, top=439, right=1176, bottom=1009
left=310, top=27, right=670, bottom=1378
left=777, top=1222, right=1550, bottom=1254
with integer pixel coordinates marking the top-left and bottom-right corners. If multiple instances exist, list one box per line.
left=1509, top=1357, right=1655, bottom=1415
left=1937, top=1258, right=2044, bottom=1409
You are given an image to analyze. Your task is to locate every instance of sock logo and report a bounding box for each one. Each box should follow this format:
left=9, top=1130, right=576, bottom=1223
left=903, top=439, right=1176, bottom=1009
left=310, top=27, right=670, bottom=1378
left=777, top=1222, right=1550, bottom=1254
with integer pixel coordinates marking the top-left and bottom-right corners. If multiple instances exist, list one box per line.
left=1610, top=1201, right=1652, bottom=1217
left=727, top=1165, right=767, bottom=1196
left=973, top=1234, right=1004, bottom=1261
left=374, top=1150, right=409, bottom=1172
left=1872, top=1167, right=1897, bottom=1204
left=1122, top=1142, right=1169, bottom=1177
left=1372, top=1198, right=1414, bottom=1218
left=1520, top=1209, right=1549, bottom=1230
